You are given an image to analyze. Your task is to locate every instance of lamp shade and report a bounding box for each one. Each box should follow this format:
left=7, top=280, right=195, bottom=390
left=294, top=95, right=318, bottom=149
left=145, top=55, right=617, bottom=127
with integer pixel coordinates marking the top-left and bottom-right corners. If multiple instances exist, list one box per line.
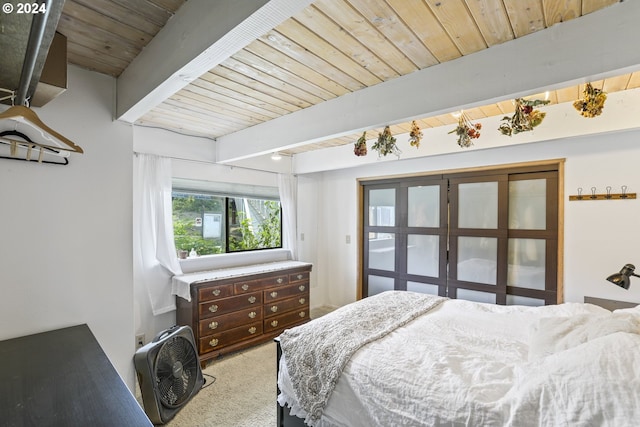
left=606, top=264, right=636, bottom=290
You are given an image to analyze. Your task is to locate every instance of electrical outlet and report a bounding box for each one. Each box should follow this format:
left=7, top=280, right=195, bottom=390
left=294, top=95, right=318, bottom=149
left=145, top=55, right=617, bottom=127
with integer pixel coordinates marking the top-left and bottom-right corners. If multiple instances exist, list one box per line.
left=135, top=334, right=145, bottom=349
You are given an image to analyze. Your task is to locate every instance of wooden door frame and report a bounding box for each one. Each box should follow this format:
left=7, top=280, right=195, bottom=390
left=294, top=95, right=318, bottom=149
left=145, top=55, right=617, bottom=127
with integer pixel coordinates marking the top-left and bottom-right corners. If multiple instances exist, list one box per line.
left=357, top=159, right=565, bottom=303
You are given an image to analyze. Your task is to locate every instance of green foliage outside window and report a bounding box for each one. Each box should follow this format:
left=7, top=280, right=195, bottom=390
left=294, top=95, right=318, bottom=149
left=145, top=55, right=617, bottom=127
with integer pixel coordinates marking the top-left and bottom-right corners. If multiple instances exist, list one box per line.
left=172, top=192, right=281, bottom=256
left=229, top=201, right=281, bottom=251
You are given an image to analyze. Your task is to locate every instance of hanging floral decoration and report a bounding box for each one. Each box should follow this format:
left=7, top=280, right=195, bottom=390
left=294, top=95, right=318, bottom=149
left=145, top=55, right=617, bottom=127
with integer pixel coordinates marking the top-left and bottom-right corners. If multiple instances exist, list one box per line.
left=353, top=131, right=368, bottom=156
left=448, top=111, right=481, bottom=148
left=573, top=83, right=607, bottom=118
left=498, top=98, right=550, bottom=136
left=408, top=121, right=423, bottom=148
left=372, top=126, right=401, bottom=158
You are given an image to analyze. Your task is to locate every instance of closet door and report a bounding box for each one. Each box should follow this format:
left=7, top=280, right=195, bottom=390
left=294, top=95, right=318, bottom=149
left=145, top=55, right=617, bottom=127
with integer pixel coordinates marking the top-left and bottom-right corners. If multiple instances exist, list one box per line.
left=448, top=174, right=508, bottom=304
left=360, top=164, right=559, bottom=305
left=364, top=184, right=400, bottom=297
left=362, top=178, right=447, bottom=297
left=505, top=171, right=558, bottom=305
left=403, top=180, right=448, bottom=297
left=448, top=170, right=558, bottom=305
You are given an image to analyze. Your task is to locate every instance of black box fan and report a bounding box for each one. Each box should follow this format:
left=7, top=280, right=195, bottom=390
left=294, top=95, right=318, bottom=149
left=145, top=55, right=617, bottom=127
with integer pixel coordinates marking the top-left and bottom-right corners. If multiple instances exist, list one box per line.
left=134, top=325, right=204, bottom=424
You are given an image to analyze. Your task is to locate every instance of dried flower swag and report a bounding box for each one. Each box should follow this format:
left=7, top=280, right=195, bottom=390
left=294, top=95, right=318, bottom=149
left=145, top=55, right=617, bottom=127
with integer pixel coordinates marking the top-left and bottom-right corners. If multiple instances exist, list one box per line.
left=408, top=121, right=423, bottom=148
left=354, top=131, right=368, bottom=156
left=499, top=98, right=550, bottom=136
left=372, top=126, right=401, bottom=158
left=573, top=83, right=606, bottom=118
left=449, top=112, right=481, bottom=148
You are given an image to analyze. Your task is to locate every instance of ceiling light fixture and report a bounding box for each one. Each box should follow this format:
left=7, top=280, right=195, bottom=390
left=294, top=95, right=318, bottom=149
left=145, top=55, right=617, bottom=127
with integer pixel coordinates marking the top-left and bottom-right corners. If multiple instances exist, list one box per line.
left=271, top=152, right=282, bottom=160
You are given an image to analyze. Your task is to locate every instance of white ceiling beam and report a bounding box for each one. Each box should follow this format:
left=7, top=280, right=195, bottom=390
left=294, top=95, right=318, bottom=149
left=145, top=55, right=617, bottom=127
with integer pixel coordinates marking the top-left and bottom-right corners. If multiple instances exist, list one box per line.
left=216, top=1, right=640, bottom=163
left=116, top=0, right=314, bottom=123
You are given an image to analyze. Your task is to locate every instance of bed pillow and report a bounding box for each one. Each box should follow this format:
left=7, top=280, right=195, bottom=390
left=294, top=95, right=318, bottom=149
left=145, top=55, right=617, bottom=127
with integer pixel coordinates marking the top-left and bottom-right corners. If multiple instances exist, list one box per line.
left=613, top=304, right=640, bottom=315
left=528, top=313, right=640, bottom=361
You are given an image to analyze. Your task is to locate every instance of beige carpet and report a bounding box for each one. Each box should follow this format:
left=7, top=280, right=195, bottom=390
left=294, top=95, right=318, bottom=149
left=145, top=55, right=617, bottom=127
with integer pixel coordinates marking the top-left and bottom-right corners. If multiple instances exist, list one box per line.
left=138, top=308, right=335, bottom=426
left=137, top=342, right=277, bottom=427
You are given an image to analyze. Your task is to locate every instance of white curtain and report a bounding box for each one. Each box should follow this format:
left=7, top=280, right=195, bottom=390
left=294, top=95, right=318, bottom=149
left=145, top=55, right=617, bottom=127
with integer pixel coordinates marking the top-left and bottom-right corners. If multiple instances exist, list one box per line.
left=134, top=153, right=183, bottom=315
left=278, top=173, right=297, bottom=260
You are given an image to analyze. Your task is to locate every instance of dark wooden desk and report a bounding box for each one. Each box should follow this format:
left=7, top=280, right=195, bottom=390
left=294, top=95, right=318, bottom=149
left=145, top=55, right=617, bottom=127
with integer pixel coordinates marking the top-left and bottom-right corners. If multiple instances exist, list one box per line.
left=0, top=324, right=153, bottom=427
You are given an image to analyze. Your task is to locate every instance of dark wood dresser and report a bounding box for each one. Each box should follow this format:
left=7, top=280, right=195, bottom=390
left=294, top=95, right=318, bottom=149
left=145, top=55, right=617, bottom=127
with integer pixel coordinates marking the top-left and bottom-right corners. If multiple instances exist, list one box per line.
left=175, top=261, right=312, bottom=366
left=0, top=324, right=152, bottom=427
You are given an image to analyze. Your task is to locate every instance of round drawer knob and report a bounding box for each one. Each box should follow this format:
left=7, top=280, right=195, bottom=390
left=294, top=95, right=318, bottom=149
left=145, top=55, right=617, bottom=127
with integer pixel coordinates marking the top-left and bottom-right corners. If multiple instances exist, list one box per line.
left=271, top=306, right=278, bottom=313
left=299, top=298, right=306, bottom=305
left=249, top=327, right=257, bottom=334
left=248, top=311, right=257, bottom=319
left=212, top=289, right=221, bottom=296
left=270, top=291, right=278, bottom=298
left=208, top=304, right=218, bottom=313
left=208, top=321, right=218, bottom=330
left=241, top=284, right=249, bottom=291
left=277, top=278, right=283, bottom=284
left=297, top=274, right=303, bottom=280
left=299, top=285, right=305, bottom=291
left=299, top=311, right=306, bottom=318
left=271, top=320, right=279, bottom=327
left=209, top=338, right=219, bottom=347
left=248, top=296, right=257, bottom=304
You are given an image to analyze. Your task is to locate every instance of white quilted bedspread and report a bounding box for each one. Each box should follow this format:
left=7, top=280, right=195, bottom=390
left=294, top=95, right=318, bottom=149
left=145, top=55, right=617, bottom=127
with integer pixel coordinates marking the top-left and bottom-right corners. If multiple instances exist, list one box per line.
left=278, top=296, right=640, bottom=427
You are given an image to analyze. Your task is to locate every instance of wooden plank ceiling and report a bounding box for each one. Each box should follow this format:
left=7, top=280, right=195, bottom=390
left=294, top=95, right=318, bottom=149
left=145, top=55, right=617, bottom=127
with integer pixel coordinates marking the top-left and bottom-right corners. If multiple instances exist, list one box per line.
left=56, top=0, right=632, bottom=155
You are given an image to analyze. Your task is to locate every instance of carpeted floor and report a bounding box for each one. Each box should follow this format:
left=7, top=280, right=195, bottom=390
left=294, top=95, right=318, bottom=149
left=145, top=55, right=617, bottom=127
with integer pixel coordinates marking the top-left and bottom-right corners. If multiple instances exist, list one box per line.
left=136, top=341, right=277, bottom=427
left=137, top=307, right=335, bottom=426
left=168, top=342, right=277, bottom=427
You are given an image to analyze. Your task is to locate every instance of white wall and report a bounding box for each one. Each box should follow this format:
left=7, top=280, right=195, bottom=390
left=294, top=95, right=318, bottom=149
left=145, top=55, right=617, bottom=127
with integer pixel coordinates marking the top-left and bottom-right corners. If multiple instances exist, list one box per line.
left=0, top=66, right=136, bottom=386
left=297, top=129, right=640, bottom=309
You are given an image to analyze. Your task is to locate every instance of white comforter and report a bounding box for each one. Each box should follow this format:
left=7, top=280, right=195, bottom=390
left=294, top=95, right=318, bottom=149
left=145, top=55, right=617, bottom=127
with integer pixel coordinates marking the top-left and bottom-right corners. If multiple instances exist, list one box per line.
left=278, top=295, right=640, bottom=427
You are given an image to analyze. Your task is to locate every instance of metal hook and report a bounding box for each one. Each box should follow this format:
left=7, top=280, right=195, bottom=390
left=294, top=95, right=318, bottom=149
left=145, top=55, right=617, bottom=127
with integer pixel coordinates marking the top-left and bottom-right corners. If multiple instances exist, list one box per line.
left=621, top=185, right=628, bottom=199
left=577, top=187, right=583, bottom=200
left=590, top=186, right=597, bottom=199
left=606, top=186, right=612, bottom=199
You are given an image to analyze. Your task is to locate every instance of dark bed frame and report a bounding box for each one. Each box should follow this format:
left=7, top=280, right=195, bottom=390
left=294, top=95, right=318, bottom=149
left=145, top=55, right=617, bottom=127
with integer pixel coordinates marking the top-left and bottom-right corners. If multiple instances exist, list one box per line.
left=276, top=338, right=308, bottom=427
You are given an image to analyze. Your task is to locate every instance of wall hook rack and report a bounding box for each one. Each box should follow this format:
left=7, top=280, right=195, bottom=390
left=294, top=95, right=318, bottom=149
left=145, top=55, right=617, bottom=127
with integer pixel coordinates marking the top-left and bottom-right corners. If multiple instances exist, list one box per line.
left=569, top=186, right=636, bottom=201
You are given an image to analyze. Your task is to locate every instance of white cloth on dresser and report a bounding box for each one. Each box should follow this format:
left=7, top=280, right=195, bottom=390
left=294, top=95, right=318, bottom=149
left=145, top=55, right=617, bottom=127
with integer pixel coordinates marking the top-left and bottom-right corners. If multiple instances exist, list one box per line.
left=171, top=260, right=310, bottom=301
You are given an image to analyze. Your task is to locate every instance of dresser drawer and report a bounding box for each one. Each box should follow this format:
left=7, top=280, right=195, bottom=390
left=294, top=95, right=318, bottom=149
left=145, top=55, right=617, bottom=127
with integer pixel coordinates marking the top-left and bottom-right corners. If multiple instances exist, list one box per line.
left=197, top=283, right=234, bottom=302
left=199, top=321, right=263, bottom=354
left=290, top=271, right=310, bottom=283
left=198, top=306, right=263, bottom=336
left=264, top=295, right=308, bottom=318
left=198, top=292, right=262, bottom=319
left=258, top=273, right=289, bottom=288
left=264, top=282, right=308, bottom=303
left=233, top=279, right=260, bottom=294
left=263, top=308, right=309, bottom=333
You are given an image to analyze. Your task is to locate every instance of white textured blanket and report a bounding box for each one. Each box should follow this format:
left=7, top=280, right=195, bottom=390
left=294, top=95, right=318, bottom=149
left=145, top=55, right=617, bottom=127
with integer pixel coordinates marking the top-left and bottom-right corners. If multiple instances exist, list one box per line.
left=278, top=291, right=446, bottom=425
left=280, top=298, right=640, bottom=427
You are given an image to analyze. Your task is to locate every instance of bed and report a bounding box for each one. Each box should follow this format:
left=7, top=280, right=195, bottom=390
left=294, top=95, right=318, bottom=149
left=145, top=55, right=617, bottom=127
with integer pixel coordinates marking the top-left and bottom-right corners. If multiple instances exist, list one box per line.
left=276, top=291, right=640, bottom=427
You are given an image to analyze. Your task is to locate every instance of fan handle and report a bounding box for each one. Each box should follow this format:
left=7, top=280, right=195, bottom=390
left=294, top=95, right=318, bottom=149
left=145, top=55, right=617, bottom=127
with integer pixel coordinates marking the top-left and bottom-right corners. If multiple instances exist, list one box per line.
left=152, top=325, right=181, bottom=343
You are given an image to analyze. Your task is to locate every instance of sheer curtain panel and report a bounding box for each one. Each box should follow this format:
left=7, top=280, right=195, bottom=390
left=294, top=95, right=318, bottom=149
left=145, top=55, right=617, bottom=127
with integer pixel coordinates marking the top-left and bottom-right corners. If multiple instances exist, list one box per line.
left=278, top=173, right=297, bottom=260
left=134, top=154, right=183, bottom=315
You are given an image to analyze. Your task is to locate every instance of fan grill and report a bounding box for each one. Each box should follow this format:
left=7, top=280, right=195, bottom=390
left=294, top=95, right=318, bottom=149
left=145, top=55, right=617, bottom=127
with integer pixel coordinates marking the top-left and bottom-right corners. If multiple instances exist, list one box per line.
left=154, top=335, right=199, bottom=408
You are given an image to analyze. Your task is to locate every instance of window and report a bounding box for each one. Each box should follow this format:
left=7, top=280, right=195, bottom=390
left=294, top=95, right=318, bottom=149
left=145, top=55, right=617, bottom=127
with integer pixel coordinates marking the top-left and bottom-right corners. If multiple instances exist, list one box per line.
left=361, top=163, right=560, bottom=306
left=172, top=180, right=282, bottom=256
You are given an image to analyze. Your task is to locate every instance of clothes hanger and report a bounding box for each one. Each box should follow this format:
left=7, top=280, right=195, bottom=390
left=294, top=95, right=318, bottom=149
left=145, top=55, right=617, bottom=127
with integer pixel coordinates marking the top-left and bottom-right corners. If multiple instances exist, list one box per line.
left=0, top=105, right=84, bottom=154
left=0, top=129, right=68, bottom=165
